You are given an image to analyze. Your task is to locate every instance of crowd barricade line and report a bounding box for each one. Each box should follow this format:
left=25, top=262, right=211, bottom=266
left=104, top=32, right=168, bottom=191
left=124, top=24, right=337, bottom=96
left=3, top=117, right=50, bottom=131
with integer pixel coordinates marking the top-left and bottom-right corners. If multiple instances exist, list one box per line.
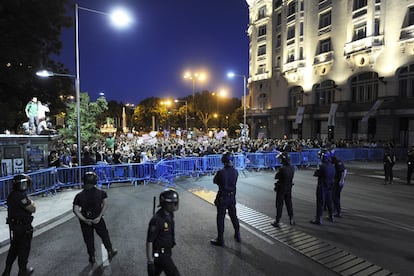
left=0, top=147, right=393, bottom=206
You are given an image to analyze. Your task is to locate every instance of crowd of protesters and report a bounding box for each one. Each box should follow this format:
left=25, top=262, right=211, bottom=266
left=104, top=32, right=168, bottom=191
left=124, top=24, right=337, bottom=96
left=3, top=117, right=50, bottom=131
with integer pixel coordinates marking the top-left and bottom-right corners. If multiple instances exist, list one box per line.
left=47, top=132, right=390, bottom=168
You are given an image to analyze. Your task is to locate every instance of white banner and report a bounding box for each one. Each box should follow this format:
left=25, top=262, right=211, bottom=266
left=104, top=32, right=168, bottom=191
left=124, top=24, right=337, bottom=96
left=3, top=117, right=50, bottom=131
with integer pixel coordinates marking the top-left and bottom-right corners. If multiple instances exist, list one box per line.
left=295, top=106, right=305, bottom=124
left=361, top=99, right=383, bottom=123
left=327, top=103, right=338, bottom=126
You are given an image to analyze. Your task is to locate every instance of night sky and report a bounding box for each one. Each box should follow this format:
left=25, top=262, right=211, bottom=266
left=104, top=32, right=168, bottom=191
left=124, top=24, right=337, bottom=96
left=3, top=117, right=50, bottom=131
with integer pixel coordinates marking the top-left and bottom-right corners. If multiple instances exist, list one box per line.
left=55, top=0, right=250, bottom=105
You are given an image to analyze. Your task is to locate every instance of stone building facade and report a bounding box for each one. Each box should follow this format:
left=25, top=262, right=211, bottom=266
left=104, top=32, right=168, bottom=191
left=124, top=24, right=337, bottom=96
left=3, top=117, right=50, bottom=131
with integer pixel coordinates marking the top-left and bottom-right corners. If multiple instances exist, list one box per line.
left=245, top=0, right=414, bottom=146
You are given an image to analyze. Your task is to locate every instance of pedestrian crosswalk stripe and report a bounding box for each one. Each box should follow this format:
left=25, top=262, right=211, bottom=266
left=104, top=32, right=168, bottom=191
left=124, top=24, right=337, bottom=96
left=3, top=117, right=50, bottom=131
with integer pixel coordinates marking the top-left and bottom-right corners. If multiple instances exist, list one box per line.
left=189, top=188, right=397, bottom=276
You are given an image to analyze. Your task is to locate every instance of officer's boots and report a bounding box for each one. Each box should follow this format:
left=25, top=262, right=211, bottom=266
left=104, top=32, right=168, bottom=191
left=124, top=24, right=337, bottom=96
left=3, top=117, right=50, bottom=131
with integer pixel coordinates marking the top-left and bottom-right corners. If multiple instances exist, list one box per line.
left=234, top=231, right=241, bottom=243
left=310, top=217, right=322, bottom=225
left=17, top=267, right=34, bottom=276
left=289, top=216, right=295, bottom=225
left=108, top=248, right=118, bottom=261
left=210, top=236, right=224, bottom=246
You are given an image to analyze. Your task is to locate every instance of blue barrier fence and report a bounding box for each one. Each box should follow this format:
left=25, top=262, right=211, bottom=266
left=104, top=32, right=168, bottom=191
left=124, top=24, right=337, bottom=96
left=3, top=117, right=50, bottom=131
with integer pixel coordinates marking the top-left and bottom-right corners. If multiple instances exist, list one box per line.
left=0, top=148, right=388, bottom=206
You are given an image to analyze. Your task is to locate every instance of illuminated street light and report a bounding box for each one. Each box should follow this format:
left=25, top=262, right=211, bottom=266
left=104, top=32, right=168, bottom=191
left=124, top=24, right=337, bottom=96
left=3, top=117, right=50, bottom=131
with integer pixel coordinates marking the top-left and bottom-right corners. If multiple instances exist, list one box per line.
left=37, top=4, right=132, bottom=185
left=227, top=72, right=247, bottom=135
left=174, top=99, right=188, bottom=130
left=183, top=71, right=206, bottom=112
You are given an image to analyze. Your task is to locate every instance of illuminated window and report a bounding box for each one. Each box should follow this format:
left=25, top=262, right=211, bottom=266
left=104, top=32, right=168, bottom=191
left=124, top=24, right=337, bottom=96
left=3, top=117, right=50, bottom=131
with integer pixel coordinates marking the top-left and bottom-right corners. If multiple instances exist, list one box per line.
left=374, top=18, right=380, bottom=36
left=314, top=80, right=335, bottom=106
left=257, top=64, right=266, bottom=74
left=287, top=49, right=295, bottom=62
left=258, top=93, right=267, bottom=109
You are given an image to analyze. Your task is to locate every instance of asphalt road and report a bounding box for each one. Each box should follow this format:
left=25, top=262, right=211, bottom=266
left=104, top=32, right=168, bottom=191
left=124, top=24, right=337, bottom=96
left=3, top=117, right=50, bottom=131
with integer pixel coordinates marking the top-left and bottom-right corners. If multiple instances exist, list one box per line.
left=0, top=161, right=413, bottom=275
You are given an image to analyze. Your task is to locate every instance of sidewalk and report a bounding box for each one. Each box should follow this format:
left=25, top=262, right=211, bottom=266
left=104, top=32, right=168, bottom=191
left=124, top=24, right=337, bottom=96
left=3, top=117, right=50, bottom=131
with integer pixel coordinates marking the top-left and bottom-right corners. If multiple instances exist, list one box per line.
left=0, top=188, right=80, bottom=249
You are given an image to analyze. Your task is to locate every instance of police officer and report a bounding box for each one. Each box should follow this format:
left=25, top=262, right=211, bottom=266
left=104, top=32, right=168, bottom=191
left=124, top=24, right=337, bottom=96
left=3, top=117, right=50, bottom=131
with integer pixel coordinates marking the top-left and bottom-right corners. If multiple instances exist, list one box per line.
left=310, top=149, right=335, bottom=225
left=331, top=151, right=347, bottom=218
left=406, top=145, right=414, bottom=185
left=271, top=152, right=295, bottom=227
left=210, top=152, right=241, bottom=246
left=146, top=189, right=180, bottom=276
left=2, top=174, right=36, bottom=276
left=383, top=143, right=396, bottom=185
left=73, top=172, right=117, bottom=265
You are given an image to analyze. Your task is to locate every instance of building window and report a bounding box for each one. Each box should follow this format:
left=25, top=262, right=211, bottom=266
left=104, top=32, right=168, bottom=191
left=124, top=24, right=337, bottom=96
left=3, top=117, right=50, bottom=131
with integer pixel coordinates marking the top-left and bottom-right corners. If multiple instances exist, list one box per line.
left=399, top=64, right=414, bottom=98
left=353, top=23, right=367, bottom=41
left=319, top=11, right=331, bottom=29
left=300, top=22, right=304, bottom=36
left=409, top=6, right=414, bottom=26
left=299, top=47, right=303, bottom=59
left=276, top=12, right=282, bottom=26
left=351, top=72, right=378, bottom=103
left=258, top=93, right=267, bottom=109
left=287, top=49, right=295, bottom=62
left=257, top=64, right=266, bottom=74
left=276, top=34, right=281, bottom=48
left=314, top=80, right=335, bottom=106
left=288, top=2, right=296, bottom=17
left=374, top=18, right=380, bottom=36
left=258, top=25, right=267, bottom=37
left=300, top=1, right=304, bottom=11
left=353, top=0, right=367, bottom=11
left=258, top=6, right=266, bottom=20
left=318, top=38, right=331, bottom=54
left=276, top=56, right=281, bottom=67
left=290, top=92, right=303, bottom=108
left=287, top=25, right=295, bottom=40
left=258, top=45, right=266, bottom=56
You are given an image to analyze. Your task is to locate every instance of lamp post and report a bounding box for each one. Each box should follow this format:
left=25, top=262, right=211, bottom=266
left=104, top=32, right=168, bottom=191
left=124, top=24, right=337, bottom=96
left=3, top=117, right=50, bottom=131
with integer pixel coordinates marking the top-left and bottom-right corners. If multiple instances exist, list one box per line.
left=227, top=72, right=247, bottom=132
left=37, top=4, right=131, bottom=185
left=174, top=99, right=188, bottom=131
left=183, top=71, right=206, bottom=129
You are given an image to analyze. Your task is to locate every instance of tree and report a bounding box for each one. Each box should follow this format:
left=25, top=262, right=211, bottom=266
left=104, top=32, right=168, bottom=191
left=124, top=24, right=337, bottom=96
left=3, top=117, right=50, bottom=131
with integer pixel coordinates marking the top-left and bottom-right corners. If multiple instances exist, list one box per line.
left=59, top=94, right=108, bottom=145
left=0, top=0, right=73, bottom=132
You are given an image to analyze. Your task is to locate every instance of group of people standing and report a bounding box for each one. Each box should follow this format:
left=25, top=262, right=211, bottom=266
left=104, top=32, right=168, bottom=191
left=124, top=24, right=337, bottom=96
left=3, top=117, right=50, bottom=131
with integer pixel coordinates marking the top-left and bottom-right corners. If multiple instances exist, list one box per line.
left=24, top=96, right=52, bottom=135
left=271, top=147, right=347, bottom=227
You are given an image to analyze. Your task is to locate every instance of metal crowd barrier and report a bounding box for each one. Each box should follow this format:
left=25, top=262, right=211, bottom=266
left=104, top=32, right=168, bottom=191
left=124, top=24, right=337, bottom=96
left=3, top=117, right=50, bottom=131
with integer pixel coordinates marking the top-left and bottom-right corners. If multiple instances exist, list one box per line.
left=0, top=148, right=388, bottom=206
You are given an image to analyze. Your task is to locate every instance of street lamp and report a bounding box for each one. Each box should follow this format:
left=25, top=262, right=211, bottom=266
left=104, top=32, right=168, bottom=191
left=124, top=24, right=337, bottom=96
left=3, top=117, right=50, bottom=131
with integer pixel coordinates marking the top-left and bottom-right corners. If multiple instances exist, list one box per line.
left=183, top=71, right=206, bottom=114
left=227, top=72, right=247, bottom=135
left=37, top=4, right=132, bottom=185
left=174, top=99, right=188, bottom=131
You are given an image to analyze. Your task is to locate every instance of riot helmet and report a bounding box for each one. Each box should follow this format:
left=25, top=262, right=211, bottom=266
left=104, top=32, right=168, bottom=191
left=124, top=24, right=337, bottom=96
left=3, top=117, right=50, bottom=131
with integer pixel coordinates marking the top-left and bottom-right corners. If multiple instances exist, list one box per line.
left=318, top=149, right=331, bottom=162
left=159, top=189, right=179, bottom=212
left=221, top=152, right=234, bottom=166
left=83, top=171, right=98, bottom=187
left=277, top=151, right=291, bottom=165
left=12, top=174, right=32, bottom=191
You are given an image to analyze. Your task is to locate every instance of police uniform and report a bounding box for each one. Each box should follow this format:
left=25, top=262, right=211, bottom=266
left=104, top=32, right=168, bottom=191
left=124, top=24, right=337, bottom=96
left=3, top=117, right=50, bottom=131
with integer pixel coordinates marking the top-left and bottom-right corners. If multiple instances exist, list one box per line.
left=73, top=172, right=117, bottom=264
left=273, top=155, right=295, bottom=226
left=383, top=145, right=396, bottom=185
left=146, top=208, right=179, bottom=276
left=332, top=156, right=346, bottom=217
left=406, top=146, right=414, bottom=185
left=211, top=153, right=240, bottom=246
left=311, top=152, right=335, bottom=224
left=2, top=175, right=35, bottom=276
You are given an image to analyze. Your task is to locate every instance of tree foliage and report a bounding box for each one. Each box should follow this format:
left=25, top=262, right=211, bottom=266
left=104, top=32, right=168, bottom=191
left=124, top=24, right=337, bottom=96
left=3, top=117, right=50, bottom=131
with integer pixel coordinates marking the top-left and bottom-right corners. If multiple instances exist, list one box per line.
left=59, top=94, right=108, bottom=145
left=0, top=0, right=73, bottom=132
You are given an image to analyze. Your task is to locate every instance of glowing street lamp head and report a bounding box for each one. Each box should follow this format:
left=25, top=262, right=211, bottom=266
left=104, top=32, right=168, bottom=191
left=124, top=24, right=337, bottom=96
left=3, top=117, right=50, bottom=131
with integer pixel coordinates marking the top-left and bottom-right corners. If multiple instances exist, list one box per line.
left=110, top=8, right=133, bottom=28
left=227, top=72, right=235, bottom=78
left=36, top=70, right=54, bottom=77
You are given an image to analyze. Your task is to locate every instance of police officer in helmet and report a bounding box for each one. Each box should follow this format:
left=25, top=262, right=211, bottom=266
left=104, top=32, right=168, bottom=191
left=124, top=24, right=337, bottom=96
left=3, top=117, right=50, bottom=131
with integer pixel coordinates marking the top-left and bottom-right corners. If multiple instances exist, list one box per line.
left=310, top=149, right=335, bottom=225
left=271, top=152, right=295, bottom=227
left=210, top=152, right=241, bottom=246
left=146, top=189, right=180, bottom=276
left=2, top=174, right=36, bottom=276
left=73, top=172, right=117, bottom=265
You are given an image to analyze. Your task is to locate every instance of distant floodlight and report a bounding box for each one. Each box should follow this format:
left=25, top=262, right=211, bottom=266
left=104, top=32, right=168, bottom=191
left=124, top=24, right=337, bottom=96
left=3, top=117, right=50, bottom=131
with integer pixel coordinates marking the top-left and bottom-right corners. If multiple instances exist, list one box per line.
left=110, top=8, right=133, bottom=28
left=227, top=72, right=235, bottom=78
